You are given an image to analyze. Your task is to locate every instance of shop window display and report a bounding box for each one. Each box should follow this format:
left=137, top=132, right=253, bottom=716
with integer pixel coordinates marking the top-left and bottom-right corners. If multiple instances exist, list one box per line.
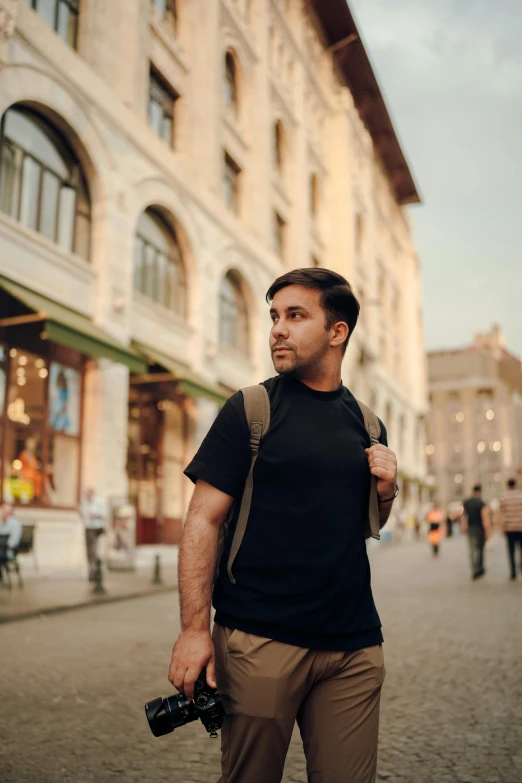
left=0, top=344, right=5, bottom=483
left=4, top=348, right=46, bottom=503
left=1, top=347, right=82, bottom=507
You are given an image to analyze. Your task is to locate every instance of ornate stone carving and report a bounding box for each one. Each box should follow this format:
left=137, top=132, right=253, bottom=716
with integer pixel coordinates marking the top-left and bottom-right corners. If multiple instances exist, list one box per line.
left=0, top=0, right=18, bottom=67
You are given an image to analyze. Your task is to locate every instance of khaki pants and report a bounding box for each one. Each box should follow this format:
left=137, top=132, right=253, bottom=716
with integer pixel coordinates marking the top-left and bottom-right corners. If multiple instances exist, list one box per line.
left=212, top=624, right=385, bottom=783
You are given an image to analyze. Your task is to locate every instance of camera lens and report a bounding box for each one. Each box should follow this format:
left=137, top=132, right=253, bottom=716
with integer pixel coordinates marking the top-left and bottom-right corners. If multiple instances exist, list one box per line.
left=145, top=694, right=198, bottom=737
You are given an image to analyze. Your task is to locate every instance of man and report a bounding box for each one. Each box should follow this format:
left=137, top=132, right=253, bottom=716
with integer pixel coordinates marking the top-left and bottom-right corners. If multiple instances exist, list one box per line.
left=462, top=484, right=491, bottom=580
left=498, top=478, right=522, bottom=581
left=80, top=487, right=107, bottom=581
left=0, top=503, right=22, bottom=560
left=168, top=269, right=398, bottom=783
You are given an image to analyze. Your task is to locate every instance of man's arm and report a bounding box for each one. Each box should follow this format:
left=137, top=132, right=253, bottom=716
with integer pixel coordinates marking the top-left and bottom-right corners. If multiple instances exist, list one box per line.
left=168, top=479, right=234, bottom=700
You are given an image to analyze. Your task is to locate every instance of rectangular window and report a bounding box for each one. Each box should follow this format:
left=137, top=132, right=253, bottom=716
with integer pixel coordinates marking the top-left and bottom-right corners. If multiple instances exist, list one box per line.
left=274, top=211, right=286, bottom=257
left=148, top=70, right=177, bottom=147
left=31, top=0, right=79, bottom=48
left=152, top=0, right=177, bottom=31
left=223, top=152, right=241, bottom=214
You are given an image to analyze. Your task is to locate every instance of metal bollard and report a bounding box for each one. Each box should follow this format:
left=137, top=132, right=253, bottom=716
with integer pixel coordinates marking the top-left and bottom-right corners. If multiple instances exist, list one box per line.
left=152, top=553, right=163, bottom=585
left=92, top=558, right=106, bottom=595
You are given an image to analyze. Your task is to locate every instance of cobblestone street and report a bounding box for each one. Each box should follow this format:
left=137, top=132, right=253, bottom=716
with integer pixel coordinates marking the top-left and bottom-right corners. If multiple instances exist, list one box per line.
left=1, top=534, right=521, bottom=783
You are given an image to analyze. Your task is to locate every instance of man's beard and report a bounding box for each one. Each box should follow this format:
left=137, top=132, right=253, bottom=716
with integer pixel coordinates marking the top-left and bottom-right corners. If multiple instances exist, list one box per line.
left=272, top=338, right=330, bottom=379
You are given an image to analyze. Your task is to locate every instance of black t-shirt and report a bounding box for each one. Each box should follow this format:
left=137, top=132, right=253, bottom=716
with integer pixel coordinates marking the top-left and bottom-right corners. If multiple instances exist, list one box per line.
left=463, top=497, right=485, bottom=528
left=184, top=374, right=388, bottom=651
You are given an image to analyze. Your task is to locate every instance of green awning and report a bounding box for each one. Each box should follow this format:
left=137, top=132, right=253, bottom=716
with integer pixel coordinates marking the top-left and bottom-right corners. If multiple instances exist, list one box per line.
left=133, top=342, right=229, bottom=406
left=0, top=275, right=147, bottom=374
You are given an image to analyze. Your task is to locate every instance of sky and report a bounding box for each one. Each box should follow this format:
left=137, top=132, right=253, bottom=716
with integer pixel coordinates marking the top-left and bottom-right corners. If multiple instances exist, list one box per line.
left=350, top=0, right=522, bottom=356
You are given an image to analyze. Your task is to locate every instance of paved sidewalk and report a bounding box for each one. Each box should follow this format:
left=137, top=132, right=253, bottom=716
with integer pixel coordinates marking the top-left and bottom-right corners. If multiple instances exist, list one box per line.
left=1, top=533, right=521, bottom=783
left=0, top=562, right=178, bottom=624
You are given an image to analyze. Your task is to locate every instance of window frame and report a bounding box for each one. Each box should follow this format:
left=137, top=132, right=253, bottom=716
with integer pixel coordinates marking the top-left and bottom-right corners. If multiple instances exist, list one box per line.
left=148, top=68, right=178, bottom=148
left=30, top=0, right=80, bottom=49
left=151, top=0, right=178, bottom=32
left=219, top=272, right=249, bottom=356
left=0, top=106, right=91, bottom=261
left=223, top=51, right=239, bottom=114
left=134, top=209, right=186, bottom=316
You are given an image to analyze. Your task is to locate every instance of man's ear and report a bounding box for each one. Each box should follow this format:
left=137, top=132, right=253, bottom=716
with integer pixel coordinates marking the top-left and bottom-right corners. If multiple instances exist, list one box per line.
left=330, top=321, right=349, bottom=348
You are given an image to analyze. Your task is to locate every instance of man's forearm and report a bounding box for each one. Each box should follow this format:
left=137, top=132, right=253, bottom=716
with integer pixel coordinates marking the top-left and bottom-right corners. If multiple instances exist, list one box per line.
left=178, top=509, right=220, bottom=634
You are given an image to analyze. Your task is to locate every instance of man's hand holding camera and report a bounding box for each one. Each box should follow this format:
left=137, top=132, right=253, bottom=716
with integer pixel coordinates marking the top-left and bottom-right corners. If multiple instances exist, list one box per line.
left=168, top=628, right=216, bottom=702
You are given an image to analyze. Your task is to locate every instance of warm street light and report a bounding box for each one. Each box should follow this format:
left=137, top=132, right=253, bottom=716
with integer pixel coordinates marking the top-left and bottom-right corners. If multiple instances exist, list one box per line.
left=477, top=441, right=486, bottom=453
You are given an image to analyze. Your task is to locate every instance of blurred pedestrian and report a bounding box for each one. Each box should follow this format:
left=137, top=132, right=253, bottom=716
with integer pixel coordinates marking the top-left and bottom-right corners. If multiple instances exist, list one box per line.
left=498, top=478, right=522, bottom=581
left=426, top=500, right=444, bottom=556
left=0, top=502, right=22, bottom=560
left=462, top=484, right=491, bottom=580
left=80, top=488, right=107, bottom=581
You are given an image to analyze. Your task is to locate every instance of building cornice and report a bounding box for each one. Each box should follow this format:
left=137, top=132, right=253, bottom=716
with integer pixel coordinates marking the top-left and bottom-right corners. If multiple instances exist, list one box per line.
left=306, top=0, right=421, bottom=206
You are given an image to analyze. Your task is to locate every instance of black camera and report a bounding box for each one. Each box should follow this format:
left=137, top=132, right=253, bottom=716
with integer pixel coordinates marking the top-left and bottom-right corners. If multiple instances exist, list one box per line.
left=145, top=668, right=224, bottom=739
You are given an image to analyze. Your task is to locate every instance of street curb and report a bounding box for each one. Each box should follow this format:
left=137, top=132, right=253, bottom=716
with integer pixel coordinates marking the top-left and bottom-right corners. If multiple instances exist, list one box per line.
left=0, top=584, right=179, bottom=626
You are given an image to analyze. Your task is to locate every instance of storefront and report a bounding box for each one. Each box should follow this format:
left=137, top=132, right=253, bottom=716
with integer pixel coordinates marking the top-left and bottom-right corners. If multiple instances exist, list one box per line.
left=128, top=344, right=229, bottom=547
left=0, top=275, right=146, bottom=515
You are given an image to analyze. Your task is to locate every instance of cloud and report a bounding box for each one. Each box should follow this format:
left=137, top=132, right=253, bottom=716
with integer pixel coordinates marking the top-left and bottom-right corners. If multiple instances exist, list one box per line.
left=350, top=0, right=522, bottom=355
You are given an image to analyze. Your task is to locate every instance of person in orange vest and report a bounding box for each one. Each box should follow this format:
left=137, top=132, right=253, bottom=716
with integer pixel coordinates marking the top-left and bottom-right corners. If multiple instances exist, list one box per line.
left=426, top=500, right=445, bottom=556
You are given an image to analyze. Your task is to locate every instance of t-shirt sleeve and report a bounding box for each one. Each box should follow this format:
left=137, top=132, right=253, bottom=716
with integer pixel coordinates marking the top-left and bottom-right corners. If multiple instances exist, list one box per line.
left=184, top=393, right=252, bottom=498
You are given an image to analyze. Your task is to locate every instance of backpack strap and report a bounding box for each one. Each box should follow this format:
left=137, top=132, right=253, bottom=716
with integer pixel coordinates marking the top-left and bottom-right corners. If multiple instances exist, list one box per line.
left=226, top=384, right=271, bottom=584
left=356, top=400, right=382, bottom=541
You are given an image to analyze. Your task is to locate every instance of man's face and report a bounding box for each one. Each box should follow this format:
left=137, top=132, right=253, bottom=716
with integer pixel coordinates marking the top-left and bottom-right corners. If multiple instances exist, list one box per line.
left=269, top=285, right=337, bottom=377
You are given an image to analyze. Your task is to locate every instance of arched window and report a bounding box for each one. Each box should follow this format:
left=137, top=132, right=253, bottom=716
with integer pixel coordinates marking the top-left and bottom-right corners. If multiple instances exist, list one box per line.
left=219, top=272, right=248, bottom=354
left=0, top=105, right=91, bottom=260
left=223, top=51, right=238, bottom=113
left=134, top=208, right=186, bottom=316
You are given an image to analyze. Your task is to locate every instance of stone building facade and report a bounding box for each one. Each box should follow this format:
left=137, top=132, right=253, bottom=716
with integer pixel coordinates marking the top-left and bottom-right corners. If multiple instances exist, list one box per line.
left=0, top=0, right=426, bottom=570
left=427, top=326, right=522, bottom=511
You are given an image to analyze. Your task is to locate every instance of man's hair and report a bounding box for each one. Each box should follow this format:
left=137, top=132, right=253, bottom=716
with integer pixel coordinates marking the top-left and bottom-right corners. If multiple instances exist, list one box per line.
left=508, top=478, right=517, bottom=488
left=265, top=268, right=360, bottom=355
left=473, top=484, right=482, bottom=493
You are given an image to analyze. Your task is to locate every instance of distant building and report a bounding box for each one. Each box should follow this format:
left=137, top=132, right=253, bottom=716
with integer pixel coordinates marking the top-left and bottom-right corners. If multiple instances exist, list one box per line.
left=427, top=326, right=522, bottom=509
left=0, top=0, right=426, bottom=570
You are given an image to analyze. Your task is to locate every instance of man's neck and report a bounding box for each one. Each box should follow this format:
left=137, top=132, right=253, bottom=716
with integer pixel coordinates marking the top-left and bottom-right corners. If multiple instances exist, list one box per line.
left=293, top=369, right=342, bottom=393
